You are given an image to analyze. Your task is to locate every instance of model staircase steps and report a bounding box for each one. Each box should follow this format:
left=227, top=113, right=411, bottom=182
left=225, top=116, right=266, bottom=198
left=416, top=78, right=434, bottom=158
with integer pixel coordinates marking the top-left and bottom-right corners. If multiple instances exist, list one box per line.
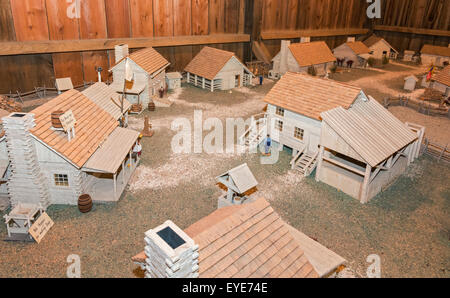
left=293, top=152, right=319, bottom=177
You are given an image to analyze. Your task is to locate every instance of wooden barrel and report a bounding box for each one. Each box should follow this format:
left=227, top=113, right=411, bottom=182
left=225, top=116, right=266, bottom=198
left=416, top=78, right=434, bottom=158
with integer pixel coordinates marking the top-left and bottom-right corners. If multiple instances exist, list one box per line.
left=51, top=110, right=64, bottom=129
left=131, top=104, right=142, bottom=113
left=78, top=194, right=93, bottom=213
left=148, top=102, right=156, bottom=112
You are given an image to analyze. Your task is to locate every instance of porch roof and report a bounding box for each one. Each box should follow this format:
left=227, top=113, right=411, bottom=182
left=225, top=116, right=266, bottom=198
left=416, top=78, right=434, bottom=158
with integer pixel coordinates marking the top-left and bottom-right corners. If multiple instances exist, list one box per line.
left=109, top=80, right=146, bottom=95
left=83, top=127, right=140, bottom=174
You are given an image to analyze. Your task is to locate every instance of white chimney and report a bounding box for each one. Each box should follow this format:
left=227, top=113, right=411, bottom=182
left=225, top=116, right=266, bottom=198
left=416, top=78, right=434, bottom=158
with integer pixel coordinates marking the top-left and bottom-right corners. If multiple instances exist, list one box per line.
left=279, top=40, right=291, bottom=75
left=144, top=220, right=199, bottom=278
left=300, top=37, right=310, bottom=43
left=115, top=44, right=129, bottom=63
left=347, top=37, right=356, bottom=42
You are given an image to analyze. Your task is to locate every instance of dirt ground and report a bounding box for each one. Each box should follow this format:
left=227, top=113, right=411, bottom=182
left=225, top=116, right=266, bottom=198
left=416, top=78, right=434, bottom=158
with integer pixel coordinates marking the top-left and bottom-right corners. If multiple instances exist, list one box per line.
left=0, top=71, right=449, bottom=278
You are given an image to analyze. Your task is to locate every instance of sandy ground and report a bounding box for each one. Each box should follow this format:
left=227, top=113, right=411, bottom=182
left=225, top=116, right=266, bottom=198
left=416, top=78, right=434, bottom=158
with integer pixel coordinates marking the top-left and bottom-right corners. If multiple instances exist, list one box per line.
left=0, top=70, right=448, bottom=278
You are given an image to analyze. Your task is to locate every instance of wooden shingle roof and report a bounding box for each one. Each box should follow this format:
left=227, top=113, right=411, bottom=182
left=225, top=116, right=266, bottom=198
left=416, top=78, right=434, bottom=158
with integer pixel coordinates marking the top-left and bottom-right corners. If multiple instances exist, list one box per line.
left=288, top=41, right=336, bottom=67
left=184, top=46, right=236, bottom=80
left=264, top=72, right=362, bottom=120
left=30, top=89, right=118, bottom=168
left=112, top=47, right=170, bottom=75
left=346, top=41, right=371, bottom=55
left=363, top=35, right=383, bottom=48
left=421, top=44, right=450, bottom=57
left=434, top=65, right=450, bottom=86
left=184, top=198, right=319, bottom=278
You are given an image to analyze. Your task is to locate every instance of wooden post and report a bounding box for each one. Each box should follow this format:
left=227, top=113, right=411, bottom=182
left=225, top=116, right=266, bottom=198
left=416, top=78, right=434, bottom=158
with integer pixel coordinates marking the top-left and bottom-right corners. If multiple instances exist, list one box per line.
left=202, top=77, right=205, bottom=89
left=195, top=75, right=197, bottom=86
left=113, top=173, right=117, bottom=200
left=187, top=72, right=190, bottom=82
left=211, top=80, right=214, bottom=92
left=360, top=164, right=372, bottom=204
left=315, top=146, right=325, bottom=182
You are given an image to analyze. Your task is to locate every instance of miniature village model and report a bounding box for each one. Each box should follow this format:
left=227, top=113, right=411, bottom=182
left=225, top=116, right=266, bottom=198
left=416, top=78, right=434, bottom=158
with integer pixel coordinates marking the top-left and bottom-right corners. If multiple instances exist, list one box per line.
left=0, top=1, right=449, bottom=282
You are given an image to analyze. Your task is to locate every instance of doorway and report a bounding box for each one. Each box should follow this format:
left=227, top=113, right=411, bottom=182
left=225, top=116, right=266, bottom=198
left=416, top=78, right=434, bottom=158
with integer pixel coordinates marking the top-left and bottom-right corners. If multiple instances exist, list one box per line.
left=235, top=75, right=241, bottom=87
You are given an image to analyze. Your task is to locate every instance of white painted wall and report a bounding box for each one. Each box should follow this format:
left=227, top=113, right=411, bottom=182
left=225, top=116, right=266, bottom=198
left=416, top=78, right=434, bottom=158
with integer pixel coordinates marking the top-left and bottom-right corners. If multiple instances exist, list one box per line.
left=215, top=57, right=246, bottom=90
left=273, top=50, right=331, bottom=75
left=369, top=40, right=397, bottom=59
left=421, top=54, right=450, bottom=67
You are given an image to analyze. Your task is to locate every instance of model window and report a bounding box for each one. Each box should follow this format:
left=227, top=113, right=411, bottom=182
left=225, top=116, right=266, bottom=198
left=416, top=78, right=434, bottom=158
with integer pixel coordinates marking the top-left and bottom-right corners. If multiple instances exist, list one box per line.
left=275, top=120, right=283, bottom=132
left=54, top=174, right=69, bottom=187
left=276, top=107, right=285, bottom=117
left=294, top=127, right=304, bottom=140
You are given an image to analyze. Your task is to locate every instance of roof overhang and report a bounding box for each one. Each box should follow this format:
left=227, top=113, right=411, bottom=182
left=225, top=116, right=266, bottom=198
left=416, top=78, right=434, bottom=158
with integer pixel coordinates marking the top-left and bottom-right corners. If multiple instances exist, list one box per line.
left=82, top=127, right=140, bottom=174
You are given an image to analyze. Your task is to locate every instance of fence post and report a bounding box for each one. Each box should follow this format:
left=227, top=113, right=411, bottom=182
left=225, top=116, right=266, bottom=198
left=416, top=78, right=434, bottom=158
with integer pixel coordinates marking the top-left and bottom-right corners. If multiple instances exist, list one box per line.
left=438, top=145, right=448, bottom=162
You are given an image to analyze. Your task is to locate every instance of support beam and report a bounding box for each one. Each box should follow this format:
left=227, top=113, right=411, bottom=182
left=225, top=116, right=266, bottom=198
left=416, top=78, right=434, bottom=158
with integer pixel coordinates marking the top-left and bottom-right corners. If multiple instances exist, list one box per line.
left=315, top=146, right=325, bottom=182
left=373, top=25, right=450, bottom=37
left=0, top=34, right=251, bottom=56
left=360, top=164, right=372, bottom=204
left=261, top=28, right=369, bottom=40
left=322, top=156, right=366, bottom=177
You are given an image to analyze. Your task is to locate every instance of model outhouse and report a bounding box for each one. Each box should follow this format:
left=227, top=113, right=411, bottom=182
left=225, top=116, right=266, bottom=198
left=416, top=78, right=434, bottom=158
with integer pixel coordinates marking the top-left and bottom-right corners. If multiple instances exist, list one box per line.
left=271, top=39, right=336, bottom=77
left=404, top=75, right=418, bottom=91
left=165, top=72, right=182, bottom=90
left=363, top=35, right=398, bottom=60
left=184, top=46, right=254, bottom=91
left=420, top=45, right=450, bottom=67
left=333, top=38, right=372, bottom=68
left=109, top=44, right=170, bottom=106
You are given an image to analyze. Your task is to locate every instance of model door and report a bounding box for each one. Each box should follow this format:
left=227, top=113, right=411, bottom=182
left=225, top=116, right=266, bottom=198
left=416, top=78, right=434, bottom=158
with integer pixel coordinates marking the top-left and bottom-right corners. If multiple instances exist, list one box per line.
left=235, top=75, right=241, bottom=87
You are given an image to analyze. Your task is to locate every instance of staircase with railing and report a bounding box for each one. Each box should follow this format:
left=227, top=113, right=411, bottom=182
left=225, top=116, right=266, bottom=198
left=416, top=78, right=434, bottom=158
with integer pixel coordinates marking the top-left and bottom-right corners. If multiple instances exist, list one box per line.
left=239, top=113, right=267, bottom=150
left=290, top=147, right=319, bottom=177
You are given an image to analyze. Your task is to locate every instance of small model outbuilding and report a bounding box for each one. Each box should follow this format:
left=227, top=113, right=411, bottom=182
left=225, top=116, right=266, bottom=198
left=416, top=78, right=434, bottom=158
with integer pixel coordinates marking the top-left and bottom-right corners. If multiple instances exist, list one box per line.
left=403, top=50, right=415, bottom=62
left=420, top=44, right=450, bottom=67
left=404, top=75, right=418, bottom=91
left=165, top=72, right=182, bottom=90
left=55, top=78, right=74, bottom=94
left=184, top=46, right=254, bottom=91
left=333, top=38, right=372, bottom=68
left=431, top=65, right=450, bottom=96
left=272, top=39, right=336, bottom=77
left=363, top=35, right=398, bottom=60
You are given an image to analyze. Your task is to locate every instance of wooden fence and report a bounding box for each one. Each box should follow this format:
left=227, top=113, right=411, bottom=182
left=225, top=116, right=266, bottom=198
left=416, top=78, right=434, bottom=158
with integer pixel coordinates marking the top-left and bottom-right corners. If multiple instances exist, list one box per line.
left=421, top=139, right=450, bottom=164
left=384, top=95, right=449, bottom=118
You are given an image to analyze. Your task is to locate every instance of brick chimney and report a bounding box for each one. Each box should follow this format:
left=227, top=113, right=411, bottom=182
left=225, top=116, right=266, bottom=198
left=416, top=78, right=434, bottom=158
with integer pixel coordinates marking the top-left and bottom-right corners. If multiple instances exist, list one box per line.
left=347, top=37, right=356, bottom=42
left=115, top=44, right=129, bottom=64
left=279, top=40, right=291, bottom=75
left=300, top=36, right=311, bottom=43
left=2, top=113, right=50, bottom=209
left=144, top=220, right=199, bottom=278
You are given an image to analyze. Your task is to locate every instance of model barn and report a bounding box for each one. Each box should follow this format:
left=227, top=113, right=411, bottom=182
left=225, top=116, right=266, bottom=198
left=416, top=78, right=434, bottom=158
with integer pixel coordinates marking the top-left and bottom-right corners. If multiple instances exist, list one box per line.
left=420, top=45, right=450, bottom=67
left=333, top=38, right=372, bottom=68
left=132, top=198, right=346, bottom=278
left=271, top=39, right=336, bottom=76
left=109, top=45, right=170, bottom=106
left=1, top=90, right=140, bottom=209
left=363, top=35, right=399, bottom=60
left=184, top=46, right=254, bottom=91
left=431, top=65, right=450, bottom=96
left=82, top=82, right=132, bottom=125
left=263, top=72, right=367, bottom=176
left=316, top=96, right=421, bottom=204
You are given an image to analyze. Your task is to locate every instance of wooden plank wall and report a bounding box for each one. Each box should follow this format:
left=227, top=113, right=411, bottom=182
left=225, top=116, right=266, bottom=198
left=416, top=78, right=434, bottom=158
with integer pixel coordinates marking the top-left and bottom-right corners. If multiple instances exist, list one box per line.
left=1, top=0, right=449, bottom=93
left=0, top=0, right=244, bottom=93
left=257, top=0, right=369, bottom=57
left=375, top=0, right=450, bottom=52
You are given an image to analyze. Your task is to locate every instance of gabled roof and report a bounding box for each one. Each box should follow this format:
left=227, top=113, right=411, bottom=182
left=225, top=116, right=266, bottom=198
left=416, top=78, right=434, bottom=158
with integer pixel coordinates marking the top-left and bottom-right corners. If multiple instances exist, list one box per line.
left=263, top=72, right=362, bottom=120
left=185, top=46, right=251, bottom=80
left=433, top=65, right=450, bottom=86
left=55, top=78, right=74, bottom=92
left=364, top=35, right=398, bottom=53
left=111, top=47, right=170, bottom=75
left=288, top=41, right=336, bottom=67
left=346, top=41, right=371, bottom=55
left=321, top=97, right=418, bottom=167
left=216, top=163, right=258, bottom=194
left=421, top=44, right=450, bottom=57
left=404, top=75, right=418, bottom=82
left=184, top=198, right=319, bottom=278
left=82, top=82, right=132, bottom=120
left=30, top=89, right=118, bottom=168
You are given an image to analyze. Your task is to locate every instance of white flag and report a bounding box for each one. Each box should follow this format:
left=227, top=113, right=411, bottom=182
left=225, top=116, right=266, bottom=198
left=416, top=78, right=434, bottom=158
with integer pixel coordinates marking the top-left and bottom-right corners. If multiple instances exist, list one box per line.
left=125, top=58, right=134, bottom=82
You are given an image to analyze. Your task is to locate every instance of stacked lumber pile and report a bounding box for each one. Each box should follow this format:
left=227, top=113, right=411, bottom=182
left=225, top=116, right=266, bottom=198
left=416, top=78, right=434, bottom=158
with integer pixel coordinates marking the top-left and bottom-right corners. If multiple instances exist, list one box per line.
left=0, top=95, right=22, bottom=113
left=420, top=88, right=444, bottom=102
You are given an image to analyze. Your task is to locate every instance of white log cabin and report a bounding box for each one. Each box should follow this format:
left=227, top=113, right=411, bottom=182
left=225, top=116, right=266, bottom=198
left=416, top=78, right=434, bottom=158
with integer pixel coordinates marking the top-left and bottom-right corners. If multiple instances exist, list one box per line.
left=271, top=38, right=336, bottom=77
left=184, top=46, right=254, bottom=91
left=332, top=37, right=372, bottom=68
left=363, top=35, right=399, bottom=60
left=0, top=89, right=140, bottom=209
left=110, top=45, right=170, bottom=106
